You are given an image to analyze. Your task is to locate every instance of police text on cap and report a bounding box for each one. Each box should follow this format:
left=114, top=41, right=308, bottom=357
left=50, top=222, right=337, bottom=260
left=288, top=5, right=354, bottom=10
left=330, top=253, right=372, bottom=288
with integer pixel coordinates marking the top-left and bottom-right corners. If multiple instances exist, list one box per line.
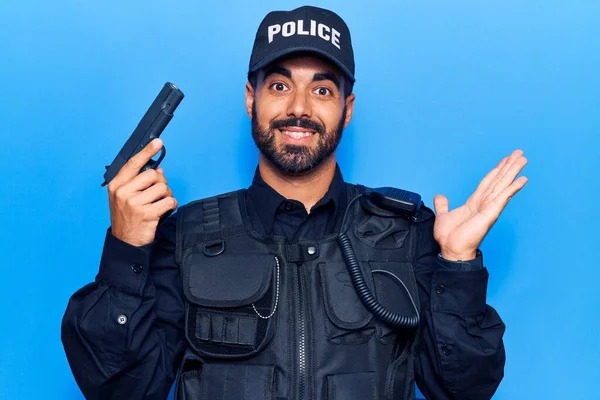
left=268, top=20, right=341, bottom=50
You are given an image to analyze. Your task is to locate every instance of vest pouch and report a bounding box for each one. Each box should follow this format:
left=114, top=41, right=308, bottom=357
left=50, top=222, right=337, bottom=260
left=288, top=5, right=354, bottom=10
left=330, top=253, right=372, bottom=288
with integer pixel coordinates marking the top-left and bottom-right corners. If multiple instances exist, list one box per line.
left=326, top=372, right=378, bottom=400
left=176, top=350, right=276, bottom=400
left=368, top=261, right=420, bottom=343
left=318, top=261, right=375, bottom=344
left=182, top=251, right=279, bottom=359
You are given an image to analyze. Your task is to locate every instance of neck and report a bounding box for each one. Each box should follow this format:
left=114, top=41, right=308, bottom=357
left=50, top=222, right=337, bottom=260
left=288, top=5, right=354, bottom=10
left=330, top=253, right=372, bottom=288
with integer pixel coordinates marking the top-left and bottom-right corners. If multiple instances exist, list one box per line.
left=258, top=154, right=337, bottom=213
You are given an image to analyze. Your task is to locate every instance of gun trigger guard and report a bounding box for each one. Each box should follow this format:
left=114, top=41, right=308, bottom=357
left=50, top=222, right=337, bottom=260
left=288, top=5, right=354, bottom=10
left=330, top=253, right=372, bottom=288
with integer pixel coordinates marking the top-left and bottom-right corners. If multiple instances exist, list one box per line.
left=142, top=146, right=166, bottom=171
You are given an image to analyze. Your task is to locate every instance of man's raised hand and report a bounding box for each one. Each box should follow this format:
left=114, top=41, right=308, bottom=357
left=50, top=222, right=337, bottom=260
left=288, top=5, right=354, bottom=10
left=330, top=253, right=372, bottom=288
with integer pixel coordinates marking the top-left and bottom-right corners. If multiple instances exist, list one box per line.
left=433, top=149, right=528, bottom=261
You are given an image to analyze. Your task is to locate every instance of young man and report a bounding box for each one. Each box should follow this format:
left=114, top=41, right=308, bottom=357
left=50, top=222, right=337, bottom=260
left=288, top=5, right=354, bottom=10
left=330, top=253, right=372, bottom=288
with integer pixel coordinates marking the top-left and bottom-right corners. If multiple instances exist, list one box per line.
left=62, top=6, right=527, bottom=400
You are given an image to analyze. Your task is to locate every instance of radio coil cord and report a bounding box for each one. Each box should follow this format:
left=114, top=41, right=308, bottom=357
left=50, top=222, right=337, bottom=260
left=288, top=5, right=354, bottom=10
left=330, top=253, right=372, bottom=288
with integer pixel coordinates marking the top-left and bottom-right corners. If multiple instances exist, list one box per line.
left=337, top=194, right=420, bottom=329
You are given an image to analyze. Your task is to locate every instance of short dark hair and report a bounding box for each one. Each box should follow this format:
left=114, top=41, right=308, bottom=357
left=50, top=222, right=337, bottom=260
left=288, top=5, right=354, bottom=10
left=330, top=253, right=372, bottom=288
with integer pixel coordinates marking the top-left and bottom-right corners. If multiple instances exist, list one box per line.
left=247, top=69, right=354, bottom=99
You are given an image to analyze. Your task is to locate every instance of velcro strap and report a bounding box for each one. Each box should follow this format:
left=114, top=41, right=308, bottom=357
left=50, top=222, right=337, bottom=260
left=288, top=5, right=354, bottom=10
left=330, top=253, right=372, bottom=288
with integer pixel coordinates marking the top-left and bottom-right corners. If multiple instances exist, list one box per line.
left=203, top=200, right=221, bottom=233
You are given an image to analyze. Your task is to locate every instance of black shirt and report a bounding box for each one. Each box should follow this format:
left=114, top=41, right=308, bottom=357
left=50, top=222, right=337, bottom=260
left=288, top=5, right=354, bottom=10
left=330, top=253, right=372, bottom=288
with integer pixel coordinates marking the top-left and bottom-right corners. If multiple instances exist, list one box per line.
left=246, top=165, right=347, bottom=239
left=61, top=165, right=503, bottom=400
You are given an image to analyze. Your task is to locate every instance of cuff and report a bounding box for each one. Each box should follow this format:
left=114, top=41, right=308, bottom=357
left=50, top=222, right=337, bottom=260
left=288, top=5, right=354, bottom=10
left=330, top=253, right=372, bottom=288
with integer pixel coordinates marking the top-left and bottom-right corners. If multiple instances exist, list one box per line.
left=96, top=227, right=155, bottom=295
left=430, top=266, right=489, bottom=315
left=437, top=249, right=484, bottom=271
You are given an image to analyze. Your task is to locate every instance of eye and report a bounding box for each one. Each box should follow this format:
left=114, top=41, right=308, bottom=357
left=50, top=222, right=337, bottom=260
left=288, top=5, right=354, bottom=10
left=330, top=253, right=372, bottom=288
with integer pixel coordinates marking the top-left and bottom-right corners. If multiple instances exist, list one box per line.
left=314, top=87, right=332, bottom=96
left=270, top=82, right=288, bottom=92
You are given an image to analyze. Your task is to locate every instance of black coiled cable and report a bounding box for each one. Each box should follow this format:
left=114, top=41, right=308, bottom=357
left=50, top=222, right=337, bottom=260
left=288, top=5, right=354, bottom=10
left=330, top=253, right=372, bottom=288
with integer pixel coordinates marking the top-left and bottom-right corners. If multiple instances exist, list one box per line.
left=338, top=194, right=420, bottom=329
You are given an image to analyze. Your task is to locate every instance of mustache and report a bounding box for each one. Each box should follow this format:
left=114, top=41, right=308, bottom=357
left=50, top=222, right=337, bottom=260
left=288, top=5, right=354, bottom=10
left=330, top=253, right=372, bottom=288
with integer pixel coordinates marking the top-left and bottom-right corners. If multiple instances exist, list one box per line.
left=271, top=117, right=324, bottom=135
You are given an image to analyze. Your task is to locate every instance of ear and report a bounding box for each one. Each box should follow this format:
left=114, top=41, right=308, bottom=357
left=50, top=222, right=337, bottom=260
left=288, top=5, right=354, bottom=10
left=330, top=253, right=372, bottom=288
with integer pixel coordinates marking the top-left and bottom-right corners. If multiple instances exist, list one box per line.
left=245, top=82, right=254, bottom=119
left=343, top=93, right=355, bottom=129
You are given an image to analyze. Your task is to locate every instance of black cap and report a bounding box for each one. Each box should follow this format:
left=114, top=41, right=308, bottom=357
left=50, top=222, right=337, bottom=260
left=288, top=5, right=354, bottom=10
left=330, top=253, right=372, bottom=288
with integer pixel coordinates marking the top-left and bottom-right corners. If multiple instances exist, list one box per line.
left=248, top=6, right=355, bottom=82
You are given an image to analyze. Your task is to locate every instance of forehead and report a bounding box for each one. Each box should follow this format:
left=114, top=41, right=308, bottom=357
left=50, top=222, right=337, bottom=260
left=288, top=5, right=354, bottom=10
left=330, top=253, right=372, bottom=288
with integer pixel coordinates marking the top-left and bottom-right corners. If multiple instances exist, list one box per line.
left=261, top=53, right=342, bottom=78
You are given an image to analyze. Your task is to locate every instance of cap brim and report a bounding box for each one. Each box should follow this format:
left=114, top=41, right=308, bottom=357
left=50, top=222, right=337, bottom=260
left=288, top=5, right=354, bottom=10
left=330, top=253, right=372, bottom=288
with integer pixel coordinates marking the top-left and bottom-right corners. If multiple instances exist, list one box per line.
left=249, top=46, right=355, bottom=82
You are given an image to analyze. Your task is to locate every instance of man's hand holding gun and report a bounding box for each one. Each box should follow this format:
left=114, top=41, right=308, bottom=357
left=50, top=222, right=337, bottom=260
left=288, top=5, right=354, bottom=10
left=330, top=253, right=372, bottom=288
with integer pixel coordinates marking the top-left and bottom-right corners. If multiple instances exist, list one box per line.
left=107, top=138, right=177, bottom=247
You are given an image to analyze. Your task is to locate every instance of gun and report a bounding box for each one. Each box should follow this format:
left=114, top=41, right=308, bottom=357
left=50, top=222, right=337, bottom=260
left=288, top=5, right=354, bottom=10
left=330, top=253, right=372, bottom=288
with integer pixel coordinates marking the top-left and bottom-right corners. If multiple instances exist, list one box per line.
left=101, top=82, right=184, bottom=186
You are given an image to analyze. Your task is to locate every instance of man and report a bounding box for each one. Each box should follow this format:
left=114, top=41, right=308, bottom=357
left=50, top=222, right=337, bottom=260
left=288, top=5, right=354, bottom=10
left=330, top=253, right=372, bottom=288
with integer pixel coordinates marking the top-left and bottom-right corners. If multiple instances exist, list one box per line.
left=62, top=5, right=527, bottom=400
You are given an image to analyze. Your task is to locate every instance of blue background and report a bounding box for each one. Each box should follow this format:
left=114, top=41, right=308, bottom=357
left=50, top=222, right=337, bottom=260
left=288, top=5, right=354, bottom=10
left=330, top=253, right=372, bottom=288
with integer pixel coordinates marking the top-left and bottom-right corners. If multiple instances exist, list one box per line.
left=1, top=1, right=598, bottom=399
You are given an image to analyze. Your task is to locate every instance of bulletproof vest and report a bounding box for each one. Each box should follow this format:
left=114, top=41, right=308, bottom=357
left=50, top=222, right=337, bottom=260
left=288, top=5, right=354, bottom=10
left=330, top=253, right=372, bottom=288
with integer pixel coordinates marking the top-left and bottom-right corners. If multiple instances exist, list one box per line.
left=174, top=183, right=428, bottom=400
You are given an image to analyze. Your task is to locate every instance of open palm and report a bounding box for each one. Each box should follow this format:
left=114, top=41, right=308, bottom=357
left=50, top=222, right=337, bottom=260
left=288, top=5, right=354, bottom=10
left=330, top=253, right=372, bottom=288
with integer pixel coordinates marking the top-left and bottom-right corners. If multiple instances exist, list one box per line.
left=433, top=150, right=528, bottom=261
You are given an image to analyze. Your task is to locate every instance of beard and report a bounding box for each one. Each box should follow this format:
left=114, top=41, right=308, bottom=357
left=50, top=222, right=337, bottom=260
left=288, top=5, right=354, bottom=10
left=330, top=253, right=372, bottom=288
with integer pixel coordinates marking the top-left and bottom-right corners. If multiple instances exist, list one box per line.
left=251, top=101, right=346, bottom=174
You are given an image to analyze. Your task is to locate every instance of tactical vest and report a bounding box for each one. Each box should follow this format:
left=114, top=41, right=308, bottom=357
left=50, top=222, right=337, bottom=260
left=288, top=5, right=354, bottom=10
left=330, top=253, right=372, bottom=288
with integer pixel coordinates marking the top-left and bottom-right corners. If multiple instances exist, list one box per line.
left=174, top=183, right=430, bottom=400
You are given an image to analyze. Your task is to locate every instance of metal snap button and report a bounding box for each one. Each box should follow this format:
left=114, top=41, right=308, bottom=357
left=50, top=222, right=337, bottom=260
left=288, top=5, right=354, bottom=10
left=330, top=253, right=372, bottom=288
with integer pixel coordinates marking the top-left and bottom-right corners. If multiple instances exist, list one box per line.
left=441, top=345, right=452, bottom=355
left=131, top=264, right=143, bottom=274
left=117, top=315, right=128, bottom=325
left=436, top=284, right=446, bottom=294
left=307, top=246, right=316, bottom=255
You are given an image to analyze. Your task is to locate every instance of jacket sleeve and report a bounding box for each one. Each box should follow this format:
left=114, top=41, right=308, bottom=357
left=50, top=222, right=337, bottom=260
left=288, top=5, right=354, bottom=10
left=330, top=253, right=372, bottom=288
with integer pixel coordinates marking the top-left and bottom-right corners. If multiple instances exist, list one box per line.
left=61, top=213, right=186, bottom=400
left=412, top=211, right=506, bottom=400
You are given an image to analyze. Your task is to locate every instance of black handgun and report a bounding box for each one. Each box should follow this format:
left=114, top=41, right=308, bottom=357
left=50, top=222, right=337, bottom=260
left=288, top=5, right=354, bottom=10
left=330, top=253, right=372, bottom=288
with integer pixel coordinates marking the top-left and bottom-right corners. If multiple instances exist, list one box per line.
left=101, top=82, right=184, bottom=186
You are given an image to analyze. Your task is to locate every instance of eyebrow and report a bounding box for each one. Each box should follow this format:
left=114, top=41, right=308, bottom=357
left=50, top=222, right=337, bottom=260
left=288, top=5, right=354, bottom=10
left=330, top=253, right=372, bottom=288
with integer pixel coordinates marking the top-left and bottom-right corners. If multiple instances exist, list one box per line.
left=262, top=66, right=341, bottom=90
left=312, top=72, right=340, bottom=90
left=263, top=66, right=292, bottom=81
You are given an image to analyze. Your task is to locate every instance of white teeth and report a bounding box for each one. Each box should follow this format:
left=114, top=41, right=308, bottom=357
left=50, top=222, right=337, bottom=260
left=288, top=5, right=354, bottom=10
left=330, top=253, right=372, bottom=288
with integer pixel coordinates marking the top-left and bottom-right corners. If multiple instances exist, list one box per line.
left=281, top=130, right=313, bottom=139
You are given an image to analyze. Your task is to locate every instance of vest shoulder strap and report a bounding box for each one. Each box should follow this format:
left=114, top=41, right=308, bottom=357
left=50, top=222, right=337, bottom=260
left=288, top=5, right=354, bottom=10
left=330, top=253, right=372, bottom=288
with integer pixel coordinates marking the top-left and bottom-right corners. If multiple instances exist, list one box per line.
left=175, top=189, right=246, bottom=264
left=351, top=182, right=434, bottom=223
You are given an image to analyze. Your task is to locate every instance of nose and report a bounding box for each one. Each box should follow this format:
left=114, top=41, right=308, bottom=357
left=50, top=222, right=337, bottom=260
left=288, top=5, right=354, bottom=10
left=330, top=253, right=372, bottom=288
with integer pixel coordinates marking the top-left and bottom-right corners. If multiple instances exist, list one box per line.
left=286, top=89, right=312, bottom=119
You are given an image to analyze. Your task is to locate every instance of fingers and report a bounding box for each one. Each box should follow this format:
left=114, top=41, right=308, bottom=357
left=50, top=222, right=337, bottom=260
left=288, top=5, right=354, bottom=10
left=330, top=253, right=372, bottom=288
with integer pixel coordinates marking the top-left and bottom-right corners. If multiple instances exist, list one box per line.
left=486, top=152, right=528, bottom=201
left=433, top=195, right=449, bottom=215
left=474, top=150, right=524, bottom=202
left=133, top=166, right=175, bottom=216
left=485, top=175, right=528, bottom=218
left=108, top=166, right=169, bottom=212
left=471, top=156, right=509, bottom=199
left=126, top=168, right=168, bottom=193
left=147, top=196, right=178, bottom=218
left=110, top=139, right=163, bottom=188
left=133, top=181, right=173, bottom=206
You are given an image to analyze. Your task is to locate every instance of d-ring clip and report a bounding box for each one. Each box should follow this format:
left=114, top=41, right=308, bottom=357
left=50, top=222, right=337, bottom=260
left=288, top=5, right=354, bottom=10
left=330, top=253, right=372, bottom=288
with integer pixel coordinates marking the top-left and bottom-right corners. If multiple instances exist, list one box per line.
left=203, top=239, right=225, bottom=257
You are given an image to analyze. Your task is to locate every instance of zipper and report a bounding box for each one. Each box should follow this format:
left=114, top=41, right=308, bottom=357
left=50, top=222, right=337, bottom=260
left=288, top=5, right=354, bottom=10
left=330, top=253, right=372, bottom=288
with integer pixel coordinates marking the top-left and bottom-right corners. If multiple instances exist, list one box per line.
left=294, top=262, right=307, bottom=400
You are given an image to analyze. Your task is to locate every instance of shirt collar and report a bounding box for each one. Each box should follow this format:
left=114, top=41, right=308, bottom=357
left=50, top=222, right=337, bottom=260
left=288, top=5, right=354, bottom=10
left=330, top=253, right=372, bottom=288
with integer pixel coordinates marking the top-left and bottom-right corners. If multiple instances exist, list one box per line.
left=247, top=164, right=346, bottom=234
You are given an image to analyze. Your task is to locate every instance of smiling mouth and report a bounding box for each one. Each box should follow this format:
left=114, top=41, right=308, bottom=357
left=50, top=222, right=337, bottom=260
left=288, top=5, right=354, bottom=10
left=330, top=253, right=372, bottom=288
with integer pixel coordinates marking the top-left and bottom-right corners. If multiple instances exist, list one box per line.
left=278, top=127, right=316, bottom=139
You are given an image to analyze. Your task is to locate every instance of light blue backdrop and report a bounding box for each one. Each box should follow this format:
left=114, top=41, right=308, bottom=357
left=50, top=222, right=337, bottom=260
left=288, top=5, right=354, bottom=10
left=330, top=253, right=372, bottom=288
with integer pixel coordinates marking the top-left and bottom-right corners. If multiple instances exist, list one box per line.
left=1, top=1, right=598, bottom=399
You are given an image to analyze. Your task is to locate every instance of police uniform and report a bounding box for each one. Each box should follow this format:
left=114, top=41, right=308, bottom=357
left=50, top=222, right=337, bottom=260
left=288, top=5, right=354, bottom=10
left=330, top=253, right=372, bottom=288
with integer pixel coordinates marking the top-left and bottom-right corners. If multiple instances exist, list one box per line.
left=62, top=6, right=505, bottom=400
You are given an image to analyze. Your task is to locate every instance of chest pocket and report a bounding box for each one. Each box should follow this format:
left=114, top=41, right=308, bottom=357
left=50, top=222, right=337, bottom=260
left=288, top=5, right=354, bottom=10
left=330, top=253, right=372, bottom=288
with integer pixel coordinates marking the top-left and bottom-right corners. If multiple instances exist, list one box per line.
left=368, top=261, right=420, bottom=342
left=319, top=260, right=420, bottom=345
left=318, top=261, right=375, bottom=344
left=182, top=250, right=278, bottom=359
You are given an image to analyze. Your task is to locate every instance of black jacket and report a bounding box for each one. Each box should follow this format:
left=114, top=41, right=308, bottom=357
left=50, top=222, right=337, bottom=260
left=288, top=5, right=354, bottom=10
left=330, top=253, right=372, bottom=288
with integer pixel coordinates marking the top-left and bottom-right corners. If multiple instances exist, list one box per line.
left=61, top=171, right=505, bottom=399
